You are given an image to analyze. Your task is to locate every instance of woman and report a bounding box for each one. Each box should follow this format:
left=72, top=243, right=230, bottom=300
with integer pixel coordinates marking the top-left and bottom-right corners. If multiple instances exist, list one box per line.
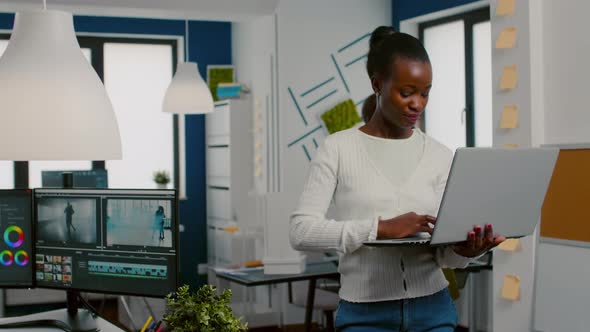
left=290, top=26, right=505, bottom=331
left=153, top=206, right=166, bottom=241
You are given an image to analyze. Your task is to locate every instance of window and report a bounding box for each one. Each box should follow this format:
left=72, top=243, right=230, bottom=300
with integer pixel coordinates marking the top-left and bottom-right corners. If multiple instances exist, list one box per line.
left=0, top=36, right=13, bottom=188
left=103, top=42, right=175, bottom=188
left=1, top=34, right=179, bottom=190
left=419, top=8, right=492, bottom=150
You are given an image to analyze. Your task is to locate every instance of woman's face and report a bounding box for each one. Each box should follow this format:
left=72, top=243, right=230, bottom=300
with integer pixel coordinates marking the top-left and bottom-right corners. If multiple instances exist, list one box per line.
left=378, top=58, right=432, bottom=129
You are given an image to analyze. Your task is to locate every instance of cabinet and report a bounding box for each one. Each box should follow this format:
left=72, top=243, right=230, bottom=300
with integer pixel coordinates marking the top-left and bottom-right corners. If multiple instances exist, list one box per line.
left=205, top=99, right=257, bottom=268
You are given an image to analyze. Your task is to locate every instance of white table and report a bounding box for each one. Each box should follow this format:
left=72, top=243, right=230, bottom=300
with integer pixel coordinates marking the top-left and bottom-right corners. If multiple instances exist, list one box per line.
left=0, top=308, right=125, bottom=331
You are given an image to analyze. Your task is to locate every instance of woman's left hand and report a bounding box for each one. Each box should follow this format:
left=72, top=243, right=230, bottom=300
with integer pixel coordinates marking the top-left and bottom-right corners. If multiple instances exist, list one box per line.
left=452, top=224, right=506, bottom=257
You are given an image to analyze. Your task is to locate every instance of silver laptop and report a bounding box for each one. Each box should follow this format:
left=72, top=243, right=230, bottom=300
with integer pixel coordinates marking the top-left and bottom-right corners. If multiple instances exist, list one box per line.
left=363, top=147, right=559, bottom=247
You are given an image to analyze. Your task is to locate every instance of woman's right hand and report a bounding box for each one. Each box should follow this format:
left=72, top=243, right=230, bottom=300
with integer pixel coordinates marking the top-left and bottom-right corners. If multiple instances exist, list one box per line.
left=377, top=212, right=436, bottom=239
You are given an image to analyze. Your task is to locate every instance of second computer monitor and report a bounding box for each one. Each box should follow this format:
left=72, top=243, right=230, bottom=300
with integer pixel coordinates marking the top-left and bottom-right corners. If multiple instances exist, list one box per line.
left=34, top=188, right=178, bottom=297
left=0, top=190, right=33, bottom=288
left=41, top=170, right=108, bottom=188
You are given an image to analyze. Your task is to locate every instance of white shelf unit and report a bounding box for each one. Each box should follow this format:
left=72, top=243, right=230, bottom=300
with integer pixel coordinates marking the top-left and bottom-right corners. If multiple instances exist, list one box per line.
left=205, top=98, right=254, bottom=268
left=205, top=98, right=275, bottom=327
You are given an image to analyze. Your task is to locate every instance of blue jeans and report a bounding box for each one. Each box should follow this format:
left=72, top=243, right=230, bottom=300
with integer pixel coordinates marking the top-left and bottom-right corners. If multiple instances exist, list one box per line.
left=335, top=288, right=458, bottom=332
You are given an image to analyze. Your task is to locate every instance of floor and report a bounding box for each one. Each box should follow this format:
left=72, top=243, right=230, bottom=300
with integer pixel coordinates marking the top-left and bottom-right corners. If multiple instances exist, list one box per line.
left=250, top=325, right=472, bottom=331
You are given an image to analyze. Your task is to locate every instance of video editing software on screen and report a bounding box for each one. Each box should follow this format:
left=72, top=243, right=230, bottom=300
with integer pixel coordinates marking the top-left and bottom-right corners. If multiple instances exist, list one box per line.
left=0, top=190, right=33, bottom=288
left=34, top=189, right=177, bottom=297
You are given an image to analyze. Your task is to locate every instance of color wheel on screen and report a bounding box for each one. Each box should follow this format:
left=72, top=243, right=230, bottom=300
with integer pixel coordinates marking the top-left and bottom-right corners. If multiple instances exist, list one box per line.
left=14, top=250, right=29, bottom=266
left=0, top=250, right=13, bottom=266
left=4, top=225, right=24, bottom=248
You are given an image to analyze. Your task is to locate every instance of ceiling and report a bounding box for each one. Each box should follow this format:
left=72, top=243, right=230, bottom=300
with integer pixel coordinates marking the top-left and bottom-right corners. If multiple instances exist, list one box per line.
left=0, top=0, right=279, bottom=21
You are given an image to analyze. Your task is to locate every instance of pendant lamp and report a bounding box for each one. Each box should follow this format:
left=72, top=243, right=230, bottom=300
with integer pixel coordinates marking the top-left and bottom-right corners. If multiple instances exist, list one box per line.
left=162, top=21, right=214, bottom=114
left=0, top=9, right=122, bottom=160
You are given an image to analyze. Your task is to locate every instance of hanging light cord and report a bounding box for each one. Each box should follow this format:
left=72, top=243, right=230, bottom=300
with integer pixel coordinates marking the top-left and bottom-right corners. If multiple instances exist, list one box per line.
left=43, top=0, right=47, bottom=10
left=185, top=20, right=189, bottom=61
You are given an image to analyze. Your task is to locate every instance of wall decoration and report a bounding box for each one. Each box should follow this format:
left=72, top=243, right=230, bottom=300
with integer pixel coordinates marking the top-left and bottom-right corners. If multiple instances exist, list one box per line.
left=495, top=27, right=517, bottom=48
left=501, top=274, right=521, bottom=301
left=286, top=31, right=372, bottom=161
left=321, top=99, right=361, bottom=134
left=496, top=0, right=516, bottom=16
left=207, top=65, right=235, bottom=101
left=500, top=105, right=519, bottom=128
left=500, top=65, right=518, bottom=90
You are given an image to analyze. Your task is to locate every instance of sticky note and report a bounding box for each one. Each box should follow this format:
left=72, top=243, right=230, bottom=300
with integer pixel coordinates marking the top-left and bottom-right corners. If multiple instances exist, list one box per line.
left=500, top=105, right=519, bottom=129
left=500, top=65, right=518, bottom=90
left=503, top=143, right=519, bottom=148
left=501, top=275, right=520, bottom=300
left=496, top=27, right=517, bottom=49
left=224, top=226, right=239, bottom=233
left=496, top=0, right=515, bottom=16
left=498, top=238, right=521, bottom=251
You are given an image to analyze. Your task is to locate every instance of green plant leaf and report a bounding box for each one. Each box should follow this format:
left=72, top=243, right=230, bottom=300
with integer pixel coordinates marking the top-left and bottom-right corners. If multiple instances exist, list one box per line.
left=164, top=284, right=248, bottom=332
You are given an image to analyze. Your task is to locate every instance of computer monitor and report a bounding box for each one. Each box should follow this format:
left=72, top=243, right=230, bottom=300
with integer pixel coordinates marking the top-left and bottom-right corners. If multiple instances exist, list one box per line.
left=33, top=188, right=178, bottom=297
left=0, top=189, right=33, bottom=288
left=41, top=170, right=108, bottom=188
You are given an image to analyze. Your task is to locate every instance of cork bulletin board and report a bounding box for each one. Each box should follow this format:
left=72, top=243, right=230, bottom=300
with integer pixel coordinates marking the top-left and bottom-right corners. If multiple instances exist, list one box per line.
left=540, top=146, right=590, bottom=245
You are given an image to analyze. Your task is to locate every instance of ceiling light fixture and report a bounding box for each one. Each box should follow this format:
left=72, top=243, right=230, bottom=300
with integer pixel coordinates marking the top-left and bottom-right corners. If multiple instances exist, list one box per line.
left=162, top=20, right=214, bottom=114
left=0, top=1, right=122, bottom=160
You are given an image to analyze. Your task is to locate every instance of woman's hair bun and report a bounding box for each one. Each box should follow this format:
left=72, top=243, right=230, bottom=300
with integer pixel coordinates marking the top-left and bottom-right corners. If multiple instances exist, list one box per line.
left=369, top=26, right=396, bottom=51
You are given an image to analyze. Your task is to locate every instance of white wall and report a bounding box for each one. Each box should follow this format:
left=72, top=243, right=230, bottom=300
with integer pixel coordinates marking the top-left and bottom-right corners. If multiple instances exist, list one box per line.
left=541, top=0, right=590, bottom=145
left=531, top=1, right=590, bottom=331
left=277, top=0, right=391, bottom=195
left=231, top=0, right=391, bottom=325
left=233, top=0, right=391, bottom=270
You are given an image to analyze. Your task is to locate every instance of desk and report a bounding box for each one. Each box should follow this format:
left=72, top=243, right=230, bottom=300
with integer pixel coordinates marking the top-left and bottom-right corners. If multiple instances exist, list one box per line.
left=0, top=309, right=124, bottom=331
left=215, top=261, right=339, bottom=332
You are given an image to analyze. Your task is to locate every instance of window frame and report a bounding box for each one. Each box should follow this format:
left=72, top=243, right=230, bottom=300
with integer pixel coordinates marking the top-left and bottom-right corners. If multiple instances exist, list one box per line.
left=418, top=7, right=490, bottom=147
left=0, top=33, right=180, bottom=190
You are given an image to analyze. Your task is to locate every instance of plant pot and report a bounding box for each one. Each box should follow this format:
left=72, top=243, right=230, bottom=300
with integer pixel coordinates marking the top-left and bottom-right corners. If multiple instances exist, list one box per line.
left=156, top=183, right=168, bottom=189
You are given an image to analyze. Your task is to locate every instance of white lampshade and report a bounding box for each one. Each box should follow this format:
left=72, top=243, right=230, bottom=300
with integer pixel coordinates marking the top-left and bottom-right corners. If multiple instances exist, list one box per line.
left=0, top=10, right=122, bottom=160
left=163, top=62, right=214, bottom=114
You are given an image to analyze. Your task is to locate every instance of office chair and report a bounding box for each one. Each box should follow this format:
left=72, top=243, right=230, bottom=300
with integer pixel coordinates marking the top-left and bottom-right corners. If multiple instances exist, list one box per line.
left=288, top=280, right=339, bottom=332
left=288, top=252, right=340, bottom=332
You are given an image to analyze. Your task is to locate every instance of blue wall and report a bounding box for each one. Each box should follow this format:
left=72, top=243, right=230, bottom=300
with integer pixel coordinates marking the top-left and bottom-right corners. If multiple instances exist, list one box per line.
left=392, top=0, right=480, bottom=29
left=0, top=12, right=232, bottom=289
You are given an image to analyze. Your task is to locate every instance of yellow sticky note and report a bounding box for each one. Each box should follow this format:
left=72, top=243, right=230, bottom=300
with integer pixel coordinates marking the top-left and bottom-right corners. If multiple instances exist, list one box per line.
left=498, top=238, right=521, bottom=251
left=503, top=143, right=519, bottom=148
left=496, top=0, right=515, bottom=16
left=496, top=27, right=517, bottom=49
left=500, top=105, right=519, bottom=129
left=501, top=275, right=520, bottom=301
left=500, top=65, right=518, bottom=90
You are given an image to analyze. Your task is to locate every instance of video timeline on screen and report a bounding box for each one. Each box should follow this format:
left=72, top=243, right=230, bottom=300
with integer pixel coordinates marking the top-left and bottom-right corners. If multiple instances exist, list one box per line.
left=88, top=260, right=168, bottom=280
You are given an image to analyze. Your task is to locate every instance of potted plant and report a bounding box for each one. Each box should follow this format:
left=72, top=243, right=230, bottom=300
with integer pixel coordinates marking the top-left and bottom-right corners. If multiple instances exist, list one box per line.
left=163, top=284, right=247, bottom=332
left=153, top=170, right=171, bottom=189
